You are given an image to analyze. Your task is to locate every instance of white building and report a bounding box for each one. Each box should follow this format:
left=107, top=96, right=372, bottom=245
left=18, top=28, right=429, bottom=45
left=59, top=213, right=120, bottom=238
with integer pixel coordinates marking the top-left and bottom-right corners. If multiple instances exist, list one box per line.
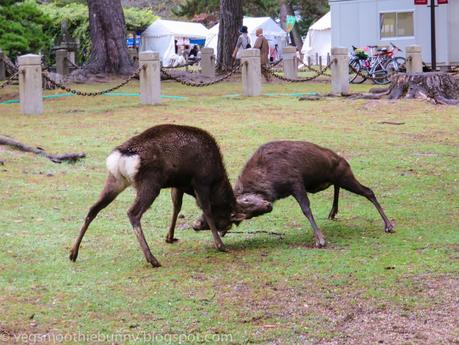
left=329, top=0, right=459, bottom=66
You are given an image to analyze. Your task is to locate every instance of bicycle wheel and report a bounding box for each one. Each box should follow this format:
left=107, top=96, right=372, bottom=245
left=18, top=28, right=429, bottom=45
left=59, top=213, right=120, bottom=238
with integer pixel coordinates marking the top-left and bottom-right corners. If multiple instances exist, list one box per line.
left=349, top=59, right=367, bottom=84
left=385, top=57, right=406, bottom=76
left=371, top=61, right=390, bottom=85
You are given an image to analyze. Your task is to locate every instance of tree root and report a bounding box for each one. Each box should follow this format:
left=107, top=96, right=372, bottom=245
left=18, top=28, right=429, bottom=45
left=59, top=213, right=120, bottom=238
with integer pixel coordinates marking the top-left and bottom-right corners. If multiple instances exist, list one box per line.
left=351, top=72, right=459, bottom=104
left=0, top=135, right=86, bottom=163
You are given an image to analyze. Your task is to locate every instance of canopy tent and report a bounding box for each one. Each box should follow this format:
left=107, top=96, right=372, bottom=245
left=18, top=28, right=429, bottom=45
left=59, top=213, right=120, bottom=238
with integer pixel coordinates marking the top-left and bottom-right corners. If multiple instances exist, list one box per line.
left=141, top=19, right=209, bottom=66
left=205, top=17, right=287, bottom=61
left=301, top=12, right=331, bottom=65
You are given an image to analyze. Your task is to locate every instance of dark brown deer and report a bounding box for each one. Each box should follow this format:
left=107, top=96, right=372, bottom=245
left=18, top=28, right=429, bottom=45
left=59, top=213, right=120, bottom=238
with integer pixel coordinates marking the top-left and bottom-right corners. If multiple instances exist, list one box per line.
left=196, top=141, right=395, bottom=247
left=69, top=124, right=243, bottom=267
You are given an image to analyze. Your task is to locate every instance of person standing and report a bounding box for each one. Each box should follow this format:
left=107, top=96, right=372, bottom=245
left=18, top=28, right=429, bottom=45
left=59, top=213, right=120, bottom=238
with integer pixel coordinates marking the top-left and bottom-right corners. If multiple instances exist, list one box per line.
left=232, top=26, right=251, bottom=63
left=253, top=28, right=271, bottom=81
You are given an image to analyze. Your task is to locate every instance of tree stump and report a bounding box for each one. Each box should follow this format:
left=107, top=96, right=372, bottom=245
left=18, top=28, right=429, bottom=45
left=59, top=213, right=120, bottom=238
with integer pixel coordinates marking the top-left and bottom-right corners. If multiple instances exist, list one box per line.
left=386, top=72, right=459, bottom=104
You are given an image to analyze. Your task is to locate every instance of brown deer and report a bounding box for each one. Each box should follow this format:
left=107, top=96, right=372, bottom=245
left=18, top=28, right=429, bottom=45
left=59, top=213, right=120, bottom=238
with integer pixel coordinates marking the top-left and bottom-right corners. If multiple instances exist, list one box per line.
left=194, top=141, right=394, bottom=247
left=233, top=141, right=395, bottom=247
left=69, top=124, right=243, bottom=267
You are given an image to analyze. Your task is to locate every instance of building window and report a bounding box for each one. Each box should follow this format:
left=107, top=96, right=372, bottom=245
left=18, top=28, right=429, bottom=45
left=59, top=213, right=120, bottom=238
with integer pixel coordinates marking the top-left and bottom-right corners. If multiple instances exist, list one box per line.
left=380, top=12, right=414, bottom=38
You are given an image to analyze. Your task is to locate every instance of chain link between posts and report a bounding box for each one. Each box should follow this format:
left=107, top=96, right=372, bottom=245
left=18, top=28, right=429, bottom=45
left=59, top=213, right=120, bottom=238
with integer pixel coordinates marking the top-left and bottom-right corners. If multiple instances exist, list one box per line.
left=41, top=66, right=142, bottom=96
left=160, top=62, right=243, bottom=87
left=264, top=58, right=335, bottom=82
left=65, top=57, right=79, bottom=69
left=0, top=70, right=19, bottom=89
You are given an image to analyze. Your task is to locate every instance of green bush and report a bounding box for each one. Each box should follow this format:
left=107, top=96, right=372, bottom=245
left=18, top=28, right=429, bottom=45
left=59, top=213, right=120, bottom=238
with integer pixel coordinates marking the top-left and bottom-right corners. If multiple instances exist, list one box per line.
left=0, top=0, right=52, bottom=60
left=41, top=3, right=156, bottom=62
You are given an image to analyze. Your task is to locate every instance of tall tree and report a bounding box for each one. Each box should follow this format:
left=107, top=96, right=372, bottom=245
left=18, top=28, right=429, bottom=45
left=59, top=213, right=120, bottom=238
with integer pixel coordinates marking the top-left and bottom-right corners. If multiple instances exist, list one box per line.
left=85, top=0, right=133, bottom=75
left=217, top=0, right=242, bottom=71
left=280, top=0, right=303, bottom=53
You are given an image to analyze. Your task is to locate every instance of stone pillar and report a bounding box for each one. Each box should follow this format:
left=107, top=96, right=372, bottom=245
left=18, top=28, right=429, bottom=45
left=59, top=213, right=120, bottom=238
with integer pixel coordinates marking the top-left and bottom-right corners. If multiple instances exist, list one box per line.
left=331, top=47, right=349, bottom=95
left=241, top=49, right=262, bottom=97
left=282, top=46, right=297, bottom=79
left=56, top=48, right=69, bottom=76
left=0, top=49, right=5, bottom=80
left=406, top=45, right=422, bottom=73
left=18, top=54, right=43, bottom=115
left=139, top=51, right=160, bottom=105
left=201, top=48, right=215, bottom=78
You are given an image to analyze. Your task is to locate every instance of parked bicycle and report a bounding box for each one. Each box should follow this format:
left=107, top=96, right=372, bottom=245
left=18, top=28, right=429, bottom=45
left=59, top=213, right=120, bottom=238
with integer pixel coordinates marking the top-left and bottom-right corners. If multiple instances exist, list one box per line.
left=349, top=43, right=406, bottom=85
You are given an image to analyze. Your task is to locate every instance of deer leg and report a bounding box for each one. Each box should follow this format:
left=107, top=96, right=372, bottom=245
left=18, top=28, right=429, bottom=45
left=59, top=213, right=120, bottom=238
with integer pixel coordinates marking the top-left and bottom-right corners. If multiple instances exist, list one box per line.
left=338, top=173, right=394, bottom=233
left=193, top=185, right=225, bottom=251
left=127, top=182, right=162, bottom=267
left=165, top=188, right=183, bottom=243
left=328, top=185, right=340, bottom=220
left=70, top=174, right=126, bottom=262
left=293, top=186, right=326, bottom=248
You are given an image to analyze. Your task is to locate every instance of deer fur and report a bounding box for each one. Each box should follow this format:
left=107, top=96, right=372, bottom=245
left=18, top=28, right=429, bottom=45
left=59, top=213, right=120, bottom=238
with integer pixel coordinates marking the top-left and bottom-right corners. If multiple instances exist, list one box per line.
left=69, top=124, right=243, bottom=268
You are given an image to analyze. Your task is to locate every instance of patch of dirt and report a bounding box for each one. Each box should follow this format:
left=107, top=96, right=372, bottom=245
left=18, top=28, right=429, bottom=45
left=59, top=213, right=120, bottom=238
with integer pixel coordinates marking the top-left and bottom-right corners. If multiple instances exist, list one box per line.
left=216, top=274, right=459, bottom=344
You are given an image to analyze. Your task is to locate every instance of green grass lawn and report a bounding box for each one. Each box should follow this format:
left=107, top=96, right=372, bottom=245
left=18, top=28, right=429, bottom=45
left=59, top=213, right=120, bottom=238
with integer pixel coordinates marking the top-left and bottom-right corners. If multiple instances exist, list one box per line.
left=1, top=79, right=458, bottom=344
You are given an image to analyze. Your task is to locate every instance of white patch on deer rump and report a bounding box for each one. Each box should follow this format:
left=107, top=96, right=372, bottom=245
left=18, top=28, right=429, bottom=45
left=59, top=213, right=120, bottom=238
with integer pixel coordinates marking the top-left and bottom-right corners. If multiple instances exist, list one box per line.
left=106, top=150, right=140, bottom=182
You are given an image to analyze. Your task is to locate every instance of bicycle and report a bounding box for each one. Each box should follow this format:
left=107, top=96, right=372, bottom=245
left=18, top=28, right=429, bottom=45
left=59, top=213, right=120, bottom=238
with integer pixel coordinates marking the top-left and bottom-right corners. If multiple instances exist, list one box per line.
left=349, top=43, right=406, bottom=85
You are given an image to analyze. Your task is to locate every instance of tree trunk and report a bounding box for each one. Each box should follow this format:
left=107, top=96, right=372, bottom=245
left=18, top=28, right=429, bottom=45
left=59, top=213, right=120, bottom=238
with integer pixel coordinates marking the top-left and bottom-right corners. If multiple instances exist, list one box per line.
left=279, top=0, right=303, bottom=53
left=84, top=0, right=134, bottom=75
left=358, top=72, right=459, bottom=105
left=217, top=0, right=243, bottom=71
left=386, top=72, right=459, bottom=104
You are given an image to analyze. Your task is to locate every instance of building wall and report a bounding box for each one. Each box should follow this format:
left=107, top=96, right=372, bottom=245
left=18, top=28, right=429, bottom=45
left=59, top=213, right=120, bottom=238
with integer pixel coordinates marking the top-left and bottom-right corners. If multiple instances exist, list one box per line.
left=329, top=0, right=456, bottom=64
left=448, top=1, right=459, bottom=64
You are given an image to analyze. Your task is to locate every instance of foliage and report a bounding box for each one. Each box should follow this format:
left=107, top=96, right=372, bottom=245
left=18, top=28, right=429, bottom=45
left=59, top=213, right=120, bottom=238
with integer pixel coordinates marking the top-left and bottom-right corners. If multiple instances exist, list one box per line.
left=123, top=6, right=157, bottom=32
left=174, top=0, right=328, bottom=35
left=41, top=3, right=156, bottom=62
left=0, top=0, right=52, bottom=59
left=40, top=2, right=90, bottom=60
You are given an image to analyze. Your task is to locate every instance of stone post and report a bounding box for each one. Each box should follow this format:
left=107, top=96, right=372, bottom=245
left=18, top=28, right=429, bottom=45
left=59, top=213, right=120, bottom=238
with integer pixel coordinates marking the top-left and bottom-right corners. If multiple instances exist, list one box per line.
left=201, top=48, right=215, bottom=78
left=56, top=48, right=69, bottom=76
left=331, top=47, right=349, bottom=95
left=241, top=49, right=262, bottom=97
left=18, top=54, right=43, bottom=115
left=0, top=49, right=5, bottom=80
left=139, top=51, right=160, bottom=105
left=282, top=46, right=297, bottom=79
left=406, top=45, right=422, bottom=73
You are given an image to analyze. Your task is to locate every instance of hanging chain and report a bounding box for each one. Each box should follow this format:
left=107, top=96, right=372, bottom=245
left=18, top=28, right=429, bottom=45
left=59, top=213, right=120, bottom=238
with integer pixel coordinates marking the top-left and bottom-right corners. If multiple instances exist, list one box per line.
left=41, top=67, right=141, bottom=96
left=264, top=58, right=335, bottom=82
left=160, top=63, right=242, bottom=87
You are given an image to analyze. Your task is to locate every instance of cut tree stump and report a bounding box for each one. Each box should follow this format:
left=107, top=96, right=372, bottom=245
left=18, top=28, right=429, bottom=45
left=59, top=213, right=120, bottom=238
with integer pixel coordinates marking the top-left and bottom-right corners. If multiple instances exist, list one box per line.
left=354, top=72, right=459, bottom=105
left=0, top=135, right=86, bottom=163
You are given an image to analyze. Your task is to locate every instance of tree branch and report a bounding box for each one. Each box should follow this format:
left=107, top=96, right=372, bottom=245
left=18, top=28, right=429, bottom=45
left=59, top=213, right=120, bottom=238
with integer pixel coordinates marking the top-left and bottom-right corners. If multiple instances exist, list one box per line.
left=0, top=135, right=86, bottom=163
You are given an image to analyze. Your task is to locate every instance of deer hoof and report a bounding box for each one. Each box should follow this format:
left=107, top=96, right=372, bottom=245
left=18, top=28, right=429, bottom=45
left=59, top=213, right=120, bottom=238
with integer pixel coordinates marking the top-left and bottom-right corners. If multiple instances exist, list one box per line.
left=148, top=258, right=162, bottom=268
left=385, top=223, right=395, bottom=233
left=165, top=237, right=179, bottom=244
left=315, top=239, right=327, bottom=248
left=216, top=244, right=227, bottom=252
left=69, top=250, right=78, bottom=262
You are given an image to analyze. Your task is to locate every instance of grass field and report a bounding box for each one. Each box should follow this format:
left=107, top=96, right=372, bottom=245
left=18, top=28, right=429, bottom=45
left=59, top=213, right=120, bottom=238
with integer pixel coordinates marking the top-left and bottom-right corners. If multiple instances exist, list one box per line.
left=1, top=79, right=458, bottom=344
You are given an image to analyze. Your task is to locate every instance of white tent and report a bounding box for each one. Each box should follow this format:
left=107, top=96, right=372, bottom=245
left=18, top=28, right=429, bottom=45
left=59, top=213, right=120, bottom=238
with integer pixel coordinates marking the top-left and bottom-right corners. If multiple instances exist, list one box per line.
left=206, top=17, right=287, bottom=60
left=301, top=12, right=331, bottom=65
left=141, top=19, right=209, bottom=66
